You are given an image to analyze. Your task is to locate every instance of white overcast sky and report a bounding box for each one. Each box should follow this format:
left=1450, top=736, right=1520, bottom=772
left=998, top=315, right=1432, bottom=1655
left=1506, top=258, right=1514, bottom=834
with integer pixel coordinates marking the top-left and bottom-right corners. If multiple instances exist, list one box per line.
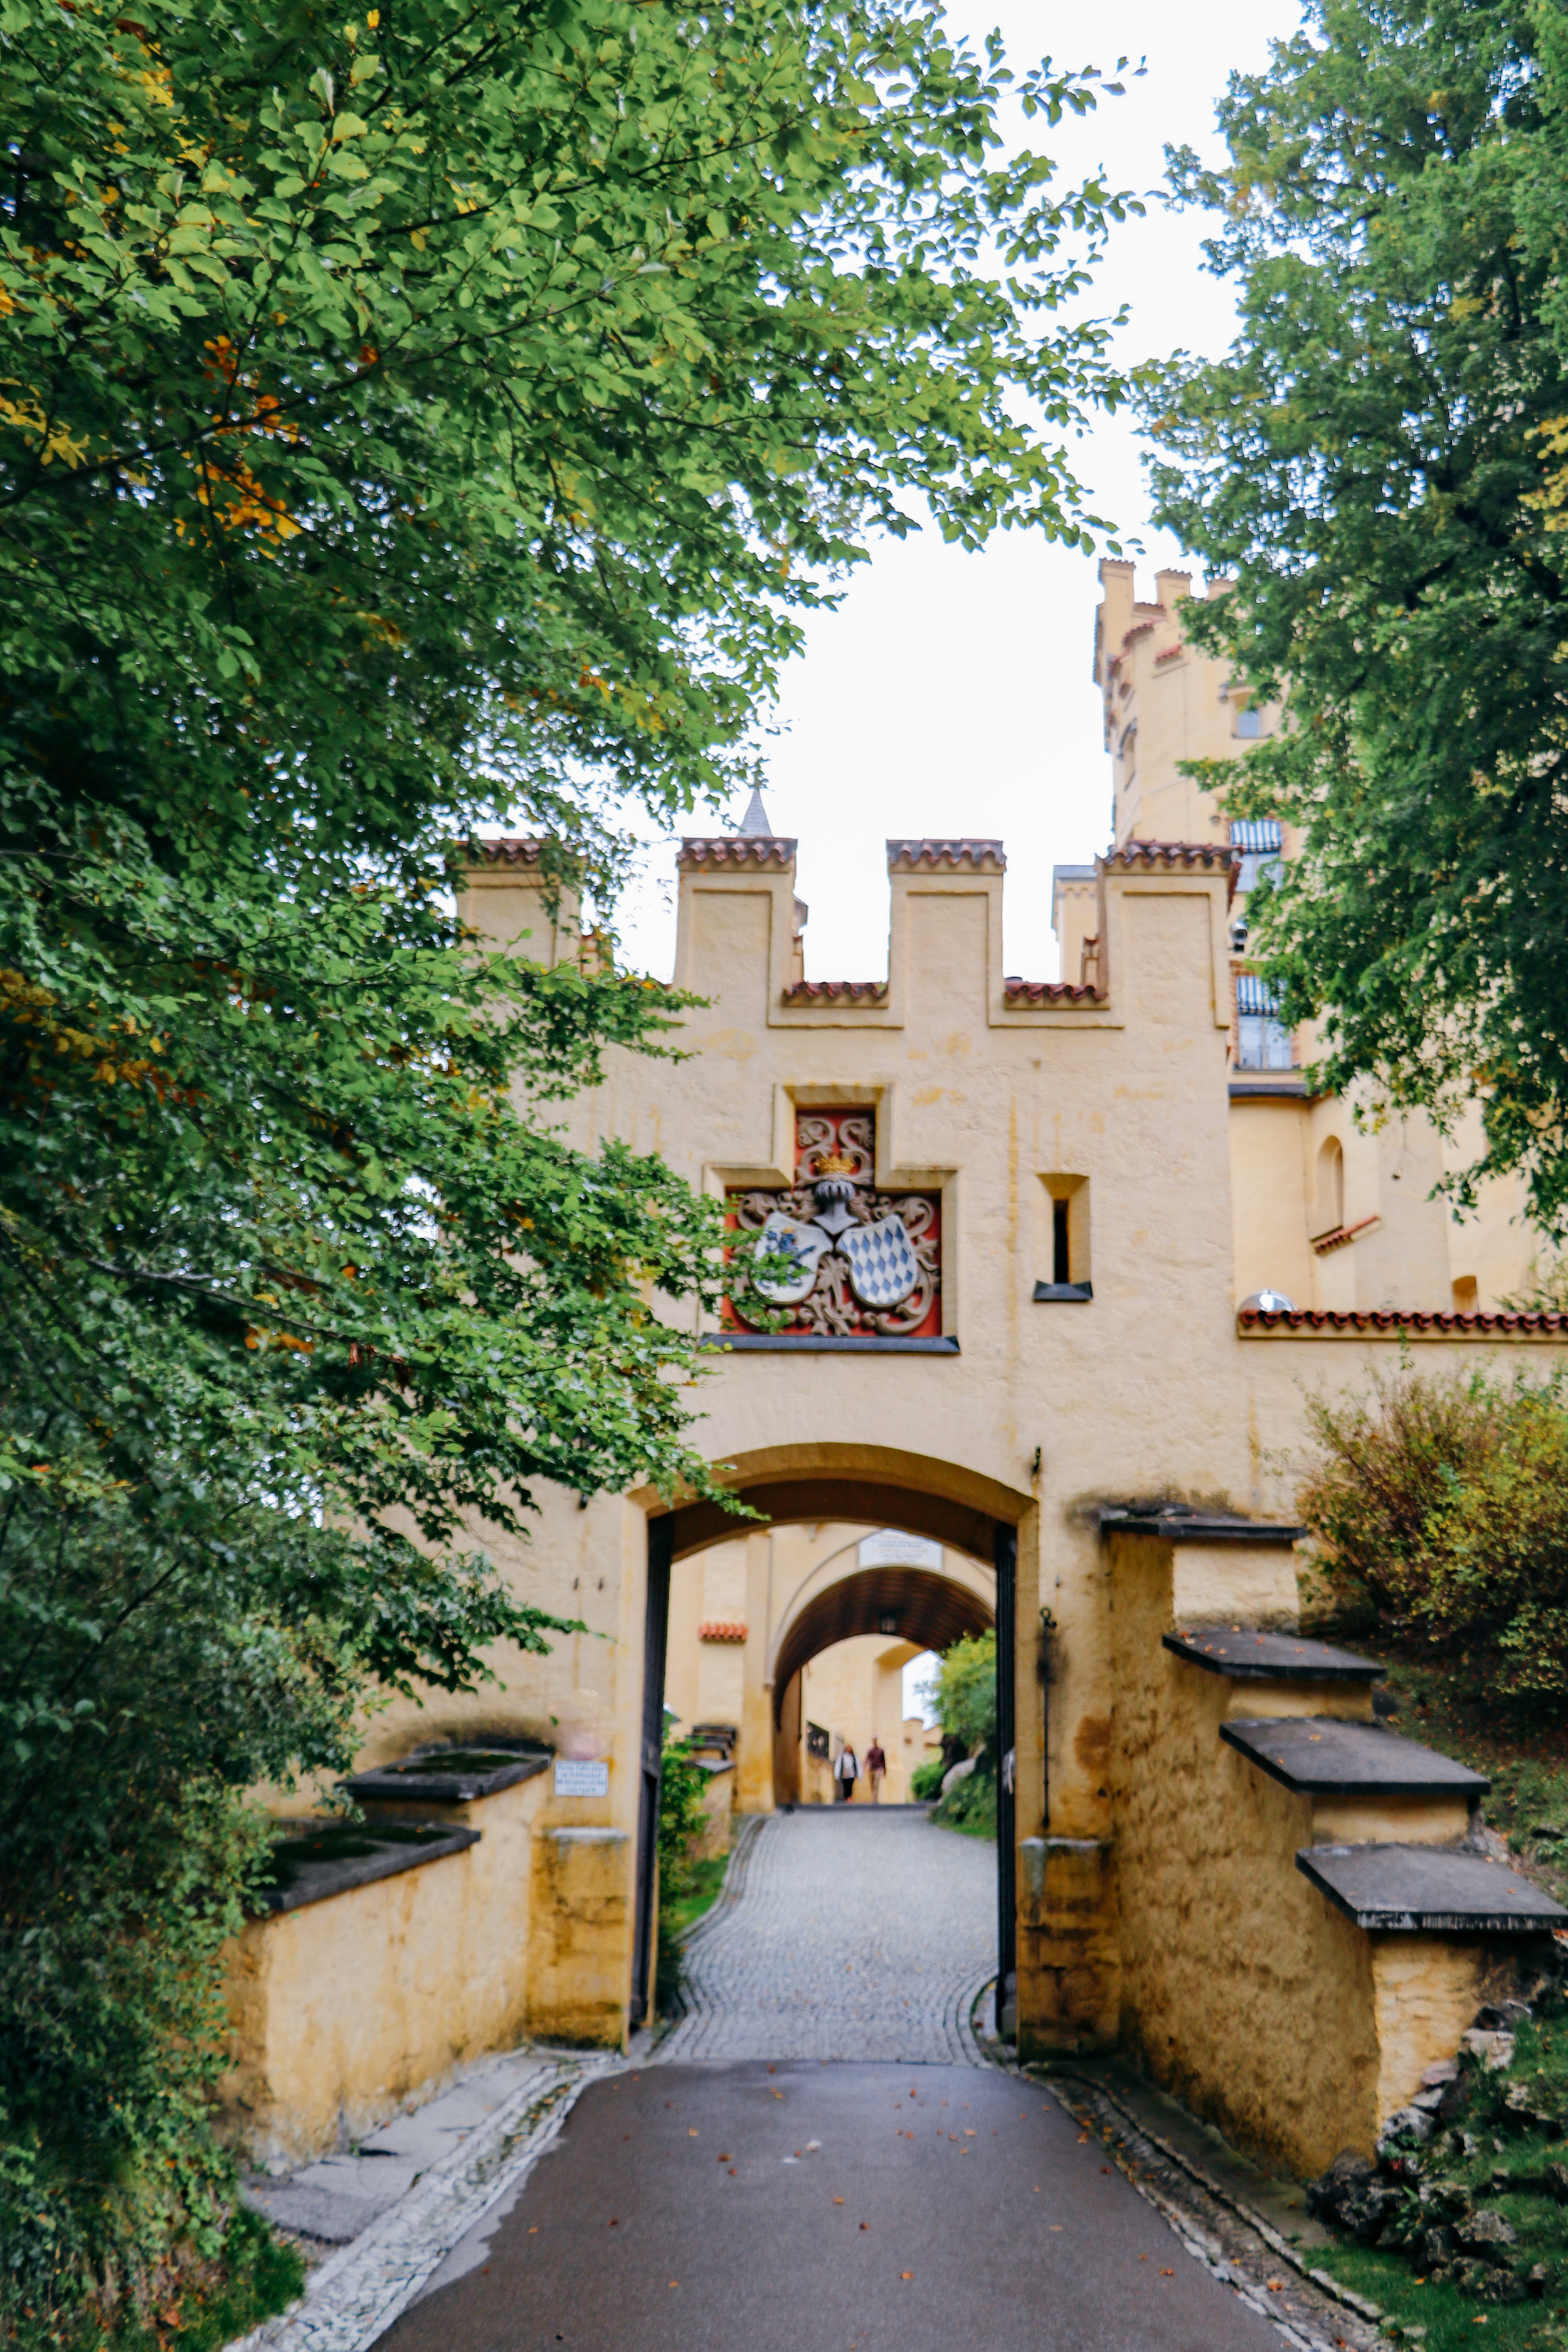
left=610, top=0, right=1301, bottom=985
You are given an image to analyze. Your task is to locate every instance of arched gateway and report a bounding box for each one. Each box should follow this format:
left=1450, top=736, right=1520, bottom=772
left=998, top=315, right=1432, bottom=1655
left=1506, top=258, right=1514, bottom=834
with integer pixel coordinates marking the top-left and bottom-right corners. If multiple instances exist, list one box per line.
left=262, top=822, right=1568, bottom=2187
left=633, top=1445, right=1026, bottom=2031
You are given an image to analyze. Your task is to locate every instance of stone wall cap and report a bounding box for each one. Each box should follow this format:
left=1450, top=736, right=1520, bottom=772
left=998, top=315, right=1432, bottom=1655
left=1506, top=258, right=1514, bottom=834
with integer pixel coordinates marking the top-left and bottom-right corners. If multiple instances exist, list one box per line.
left=1163, top=1627, right=1383, bottom=1681
left=1241, top=1303, right=1568, bottom=1337
left=549, top=1826, right=630, bottom=1843
left=678, top=835, right=797, bottom=868
left=1103, top=1506, right=1305, bottom=1545
left=699, top=1333, right=960, bottom=1354
left=780, top=979, right=888, bottom=1004
left=342, top=1741, right=551, bottom=1806
left=1020, top=1835, right=1114, bottom=1854
left=1298, top=1843, right=1568, bottom=1932
left=461, top=835, right=546, bottom=867
left=1007, top=979, right=1104, bottom=1007
left=886, top=839, right=1005, bottom=872
left=1223, top=1717, right=1488, bottom=1796
left=258, top=1822, right=480, bottom=1915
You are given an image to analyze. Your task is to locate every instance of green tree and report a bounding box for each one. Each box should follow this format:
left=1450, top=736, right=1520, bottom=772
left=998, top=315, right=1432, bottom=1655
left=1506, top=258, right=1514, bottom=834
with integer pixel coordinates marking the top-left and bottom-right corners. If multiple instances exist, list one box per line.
left=1144, top=0, right=1568, bottom=1231
left=1, top=0, right=1130, bottom=2323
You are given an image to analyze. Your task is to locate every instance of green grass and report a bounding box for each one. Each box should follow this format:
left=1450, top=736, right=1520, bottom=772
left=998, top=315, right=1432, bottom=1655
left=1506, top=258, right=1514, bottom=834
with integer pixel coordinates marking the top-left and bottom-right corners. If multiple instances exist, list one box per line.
left=662, top=1854, right=729, bottom=1941
left=1370, top=1650, right=1568, bottom=1905
left=1302, top=2002, right=1568, bottom=2347
left=931, top=1769, right=996, bottom=1841
left=1309, top=2237, right=1564, bottom=2348
left=654, top=1853, right=732, bottom=2016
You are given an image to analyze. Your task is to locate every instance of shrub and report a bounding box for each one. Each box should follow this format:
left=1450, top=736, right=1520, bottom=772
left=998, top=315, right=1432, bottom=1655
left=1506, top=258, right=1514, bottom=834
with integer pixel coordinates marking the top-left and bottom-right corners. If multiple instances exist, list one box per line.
left=923, top=1632, right=997, bottom=1757
left=654, top=1730, right=708, bottom=2015
left=909, top=1757, right=947, bottom=1801
left=1298, top=1365, right=1568, bottom=1706
left=932, top=1759, right=997, bottom=1841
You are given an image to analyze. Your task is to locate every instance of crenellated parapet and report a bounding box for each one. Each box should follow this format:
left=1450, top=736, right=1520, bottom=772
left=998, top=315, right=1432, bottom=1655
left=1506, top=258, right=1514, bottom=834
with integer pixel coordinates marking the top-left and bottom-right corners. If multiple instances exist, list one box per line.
left=465, top=834, right=548, bottom=867
left=662, top=822, right=1237, bottom=1038
left=1106, top=839, right=1241, bottom=903
left=886, top=839, right=1005, bottom=874
left=677, top=835, right=798, bottom=869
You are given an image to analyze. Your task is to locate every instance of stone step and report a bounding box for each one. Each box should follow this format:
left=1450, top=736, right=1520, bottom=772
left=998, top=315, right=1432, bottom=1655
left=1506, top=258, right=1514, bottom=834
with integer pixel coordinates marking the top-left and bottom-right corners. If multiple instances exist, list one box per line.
left=1221, top=1716, right=1488, bottom=1798
left=1163, top=1626, right=1384, bottom=1683
left=1298, top=1841, right=1568, bottom=1933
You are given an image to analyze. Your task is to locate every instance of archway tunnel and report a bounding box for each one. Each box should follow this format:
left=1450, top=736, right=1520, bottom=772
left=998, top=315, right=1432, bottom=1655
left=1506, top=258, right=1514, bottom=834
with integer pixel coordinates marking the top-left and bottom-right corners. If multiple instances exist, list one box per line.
left=631, top=1451, right=1024, bottom=2032
left=770, top=1564, right=993, bottom=1727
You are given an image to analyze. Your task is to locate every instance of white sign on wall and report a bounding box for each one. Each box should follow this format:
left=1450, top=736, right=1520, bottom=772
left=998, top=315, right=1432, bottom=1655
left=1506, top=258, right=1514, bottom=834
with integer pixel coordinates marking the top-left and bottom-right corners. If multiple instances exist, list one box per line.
left=857, top=1528, right=942, bottom=1572
left=554, top=1759, right=610, bottom=1798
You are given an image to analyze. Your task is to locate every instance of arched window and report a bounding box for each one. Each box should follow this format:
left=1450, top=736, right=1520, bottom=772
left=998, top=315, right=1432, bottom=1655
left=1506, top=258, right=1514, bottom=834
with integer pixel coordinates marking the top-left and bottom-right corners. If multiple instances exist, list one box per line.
left=1315, top=1136, right=1344, bottom=1237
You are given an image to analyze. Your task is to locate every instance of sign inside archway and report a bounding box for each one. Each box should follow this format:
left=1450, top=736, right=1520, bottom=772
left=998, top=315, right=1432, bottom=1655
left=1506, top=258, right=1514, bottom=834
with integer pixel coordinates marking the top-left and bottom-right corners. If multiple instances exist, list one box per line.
left=724, top=1106, right=941, bottom=1338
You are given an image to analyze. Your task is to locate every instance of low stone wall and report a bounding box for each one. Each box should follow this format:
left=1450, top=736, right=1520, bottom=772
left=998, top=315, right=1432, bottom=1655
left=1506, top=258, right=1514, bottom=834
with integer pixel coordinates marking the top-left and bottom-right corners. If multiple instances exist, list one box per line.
left=692, top=1761, right=734, bottom=1859
left=1088, top=1530, right=1496, bottom=2179
left=221, top=1764, right=631, bottom=2164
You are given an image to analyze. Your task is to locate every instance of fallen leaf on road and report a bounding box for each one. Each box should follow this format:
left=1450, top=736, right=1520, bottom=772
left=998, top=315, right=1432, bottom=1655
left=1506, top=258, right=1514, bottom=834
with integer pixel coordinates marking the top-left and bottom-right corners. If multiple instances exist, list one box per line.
left=718, top=2153, right=730, bottom=2161
left=1101, top=2165, right=1111, bottom=2174
left=964, top=2129, right=975, bottom=2137
left=1160, top=2267, right=1174, bottom=2276
left=900, top=2272, right=913, bottom=2281
left=1266, top=2280, right=1283, bottom=2292
left=833, top=2196, right=845, bottom=2205
left=771, top=2090, right=784, bottom=2100
left=859, top=2222, right=869, bottom=2232
left=688, top=2128, right=699, bottom=2137
left=1078, top=2134, right=1089, bottom=2144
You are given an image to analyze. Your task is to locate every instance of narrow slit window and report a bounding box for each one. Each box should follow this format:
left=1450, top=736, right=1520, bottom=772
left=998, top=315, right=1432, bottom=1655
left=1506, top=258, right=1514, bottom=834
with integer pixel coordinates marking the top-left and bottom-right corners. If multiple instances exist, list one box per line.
left=1052, top=1198, right=1071, bottom=1286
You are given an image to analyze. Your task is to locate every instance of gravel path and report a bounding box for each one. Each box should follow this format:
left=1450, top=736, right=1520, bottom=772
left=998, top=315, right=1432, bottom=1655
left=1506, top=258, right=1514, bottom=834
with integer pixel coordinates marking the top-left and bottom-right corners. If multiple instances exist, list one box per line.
left=656, top=1807, right=998, bottom=2065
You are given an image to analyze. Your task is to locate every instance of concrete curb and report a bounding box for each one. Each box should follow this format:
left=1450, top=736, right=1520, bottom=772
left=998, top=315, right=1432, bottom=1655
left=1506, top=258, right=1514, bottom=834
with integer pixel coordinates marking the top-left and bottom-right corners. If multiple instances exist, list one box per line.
left=228, top=2051, right=622, bottom=2352
left=1045, top=2072, right=1381, bottom=2351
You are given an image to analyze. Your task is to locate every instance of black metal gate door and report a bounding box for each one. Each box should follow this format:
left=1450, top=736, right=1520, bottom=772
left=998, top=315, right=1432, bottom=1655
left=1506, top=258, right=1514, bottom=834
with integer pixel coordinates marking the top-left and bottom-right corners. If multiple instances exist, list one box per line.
left=994, top=1520, right=1017, bottom=2037
left=628, top=1512, right=672, bottom=2026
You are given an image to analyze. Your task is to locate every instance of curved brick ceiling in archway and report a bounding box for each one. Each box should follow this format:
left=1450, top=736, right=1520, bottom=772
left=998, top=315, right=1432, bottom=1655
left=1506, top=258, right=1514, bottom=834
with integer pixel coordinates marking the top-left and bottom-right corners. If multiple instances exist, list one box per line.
left=771, top=1566, right=992, bottom=1723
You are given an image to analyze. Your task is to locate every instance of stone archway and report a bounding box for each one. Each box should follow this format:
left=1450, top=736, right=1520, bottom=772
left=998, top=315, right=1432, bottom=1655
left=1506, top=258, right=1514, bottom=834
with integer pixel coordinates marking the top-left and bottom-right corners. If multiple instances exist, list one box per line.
left=630, top=1445, right=1030, bottom=2032
left=770, top=1565, right=992, bottom=1725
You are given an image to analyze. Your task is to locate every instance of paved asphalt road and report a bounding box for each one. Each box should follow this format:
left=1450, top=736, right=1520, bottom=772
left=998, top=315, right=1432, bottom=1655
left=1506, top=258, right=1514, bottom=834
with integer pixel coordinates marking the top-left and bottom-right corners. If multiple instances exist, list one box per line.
left=381, top=2061, right=1285, bottom=2352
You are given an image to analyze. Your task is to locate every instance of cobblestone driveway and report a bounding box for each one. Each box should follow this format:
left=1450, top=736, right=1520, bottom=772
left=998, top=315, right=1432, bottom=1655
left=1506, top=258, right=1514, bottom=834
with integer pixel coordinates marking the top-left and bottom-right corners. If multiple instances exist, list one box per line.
left=657, top=1807, right=997, bottom=2064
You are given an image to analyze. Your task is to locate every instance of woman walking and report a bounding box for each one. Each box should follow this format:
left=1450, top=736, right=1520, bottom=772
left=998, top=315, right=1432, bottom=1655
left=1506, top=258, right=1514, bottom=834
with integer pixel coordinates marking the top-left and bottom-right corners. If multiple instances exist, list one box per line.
left=834, top=1742, right=859, bottom=1803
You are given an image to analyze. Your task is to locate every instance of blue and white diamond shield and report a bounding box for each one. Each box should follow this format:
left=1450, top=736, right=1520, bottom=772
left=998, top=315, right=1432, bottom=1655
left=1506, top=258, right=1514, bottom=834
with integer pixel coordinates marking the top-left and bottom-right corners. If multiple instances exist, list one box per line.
left=751, top=1211, right=830, bottom=1305
left=840, top=1214, right=919, bottom=1310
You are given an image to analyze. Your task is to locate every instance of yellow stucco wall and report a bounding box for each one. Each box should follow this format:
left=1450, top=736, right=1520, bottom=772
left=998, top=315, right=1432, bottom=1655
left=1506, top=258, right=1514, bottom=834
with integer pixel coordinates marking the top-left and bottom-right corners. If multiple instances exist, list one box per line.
left=426, top=840, right=1565, bottom=2073
left=1101, top=1529, right=1499, bottom=2177
left=215, top=819, right=1568, bottom=2169
left=662, top=1519, right=990, bottom=1811
left=1089, top=559, right=1544, bottom=1311
left=225, top=1774, right=546, bottom=2162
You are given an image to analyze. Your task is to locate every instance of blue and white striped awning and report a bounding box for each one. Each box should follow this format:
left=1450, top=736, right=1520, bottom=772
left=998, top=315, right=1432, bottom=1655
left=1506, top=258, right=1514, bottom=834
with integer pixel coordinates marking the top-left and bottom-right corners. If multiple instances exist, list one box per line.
left=1236, top=974, right=1283, bottom=1015
left=1231, top=819, right=1282, bottom=853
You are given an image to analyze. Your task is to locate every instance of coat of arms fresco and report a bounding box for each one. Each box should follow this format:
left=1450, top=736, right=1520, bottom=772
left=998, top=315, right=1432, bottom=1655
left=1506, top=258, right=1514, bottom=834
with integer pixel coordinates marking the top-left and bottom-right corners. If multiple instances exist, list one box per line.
left=724, top=1110, right=941, bottom=1338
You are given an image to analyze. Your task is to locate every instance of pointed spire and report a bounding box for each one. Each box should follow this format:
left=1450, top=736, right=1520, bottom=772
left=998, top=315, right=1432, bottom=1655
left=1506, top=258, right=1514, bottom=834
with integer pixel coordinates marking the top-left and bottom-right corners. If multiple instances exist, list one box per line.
left=737, top=786, right=774, bottom=837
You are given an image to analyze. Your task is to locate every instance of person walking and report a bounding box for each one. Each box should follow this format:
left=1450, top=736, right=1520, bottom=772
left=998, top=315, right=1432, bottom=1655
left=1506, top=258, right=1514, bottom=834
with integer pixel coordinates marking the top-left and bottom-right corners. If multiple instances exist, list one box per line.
left=864, top=1738, right=886, bottom=1803
left=834, top=1742, right=859, bottom=1803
